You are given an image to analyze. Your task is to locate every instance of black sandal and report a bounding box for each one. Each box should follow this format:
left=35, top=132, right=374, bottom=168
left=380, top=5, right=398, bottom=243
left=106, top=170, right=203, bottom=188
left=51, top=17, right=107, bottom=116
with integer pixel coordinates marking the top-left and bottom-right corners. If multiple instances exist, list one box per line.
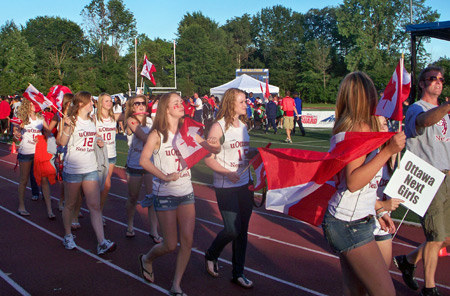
left=149, top=233, right=163, bottom=244
left=169, top=290, right=187, bottom=296
left=205, top=257, right=219, bottom=278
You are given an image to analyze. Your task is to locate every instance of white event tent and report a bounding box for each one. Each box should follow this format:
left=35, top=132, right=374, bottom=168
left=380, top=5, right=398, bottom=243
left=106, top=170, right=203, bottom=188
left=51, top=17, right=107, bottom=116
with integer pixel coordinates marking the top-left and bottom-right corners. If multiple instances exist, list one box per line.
left=210, top=74, right=279, bottom=99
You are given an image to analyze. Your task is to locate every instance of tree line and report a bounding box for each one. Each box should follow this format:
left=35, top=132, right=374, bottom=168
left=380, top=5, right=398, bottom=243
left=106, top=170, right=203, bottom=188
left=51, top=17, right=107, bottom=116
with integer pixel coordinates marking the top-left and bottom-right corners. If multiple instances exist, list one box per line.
left=0, top=0, right=448, bottom=103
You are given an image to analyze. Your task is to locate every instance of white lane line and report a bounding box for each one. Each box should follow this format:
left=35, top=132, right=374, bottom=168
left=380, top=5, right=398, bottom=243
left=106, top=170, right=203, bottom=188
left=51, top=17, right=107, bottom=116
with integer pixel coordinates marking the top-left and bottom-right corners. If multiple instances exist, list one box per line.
left=0, top=268, right=31, bottom=296
left=0, top=205, right=168, bottom=295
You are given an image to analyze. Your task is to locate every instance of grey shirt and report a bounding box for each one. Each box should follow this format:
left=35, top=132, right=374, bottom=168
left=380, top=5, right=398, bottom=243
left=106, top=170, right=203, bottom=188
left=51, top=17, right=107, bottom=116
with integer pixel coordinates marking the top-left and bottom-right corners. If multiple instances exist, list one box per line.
left=405, top=99, right=450, bottom=171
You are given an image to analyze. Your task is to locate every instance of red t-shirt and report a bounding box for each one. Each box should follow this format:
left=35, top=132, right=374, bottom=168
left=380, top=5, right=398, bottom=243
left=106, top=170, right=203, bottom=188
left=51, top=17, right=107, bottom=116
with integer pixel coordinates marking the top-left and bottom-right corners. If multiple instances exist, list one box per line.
left=281, top=96, right=295, bottom=117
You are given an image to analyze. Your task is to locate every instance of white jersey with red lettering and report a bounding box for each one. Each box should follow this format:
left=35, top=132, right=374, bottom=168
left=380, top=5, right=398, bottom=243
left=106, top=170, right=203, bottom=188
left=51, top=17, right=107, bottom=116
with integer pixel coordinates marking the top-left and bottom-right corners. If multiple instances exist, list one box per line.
left=126, top=117, right=153, bottom=169
left=19, top=117, right=44, bottom=155
left=152, top=131, right=193, bottom=196
left=96, top=116, right=116, bottom=158
left=213, top=118, right=250, bottom=188
left=64, top=117, right=97, bottom=174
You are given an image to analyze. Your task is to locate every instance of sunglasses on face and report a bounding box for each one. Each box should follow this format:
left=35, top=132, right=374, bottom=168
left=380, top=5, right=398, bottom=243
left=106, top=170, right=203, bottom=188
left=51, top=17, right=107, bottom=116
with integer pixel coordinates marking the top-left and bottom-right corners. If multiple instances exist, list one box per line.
left=133, top=101, right=146, bottom=106
left=424, top=76, right=445, bottom=83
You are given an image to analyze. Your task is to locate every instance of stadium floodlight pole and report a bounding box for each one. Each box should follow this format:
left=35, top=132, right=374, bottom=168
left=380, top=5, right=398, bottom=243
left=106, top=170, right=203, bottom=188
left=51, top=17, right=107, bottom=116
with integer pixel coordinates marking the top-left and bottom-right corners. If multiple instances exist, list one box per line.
left=135, top=37, right=137, bottom=93
left=174, top=40, right=177, bottom=90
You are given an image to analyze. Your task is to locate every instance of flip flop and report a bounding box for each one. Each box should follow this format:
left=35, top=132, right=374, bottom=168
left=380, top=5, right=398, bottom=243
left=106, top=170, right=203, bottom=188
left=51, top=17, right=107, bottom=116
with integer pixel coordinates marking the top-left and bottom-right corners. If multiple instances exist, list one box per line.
left=126, top=229, right=135, bottom=237
left=169, top=290, right=187, bottom=296
left=17, top=210, right=30, bottom=216
left=138, top=254, right=154, bottom=283
left=205, top=257, right=219, bottom=278
left=148, top=233, right=163, bottom=244
left=48, top=213, right=56, bottom=220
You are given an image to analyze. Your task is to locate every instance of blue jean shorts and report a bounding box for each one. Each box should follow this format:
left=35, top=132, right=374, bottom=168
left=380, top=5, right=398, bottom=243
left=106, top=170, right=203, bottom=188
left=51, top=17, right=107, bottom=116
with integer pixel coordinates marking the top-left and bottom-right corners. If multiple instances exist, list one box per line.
left=322, top=210, right=375, bottom=253
left=63, top=171, right=99, bottom=183
left=154, top=192, right=195, bottom=211
left=108, top=157, right=117, bottom=164
left=17, top=153, right=34, bottom=162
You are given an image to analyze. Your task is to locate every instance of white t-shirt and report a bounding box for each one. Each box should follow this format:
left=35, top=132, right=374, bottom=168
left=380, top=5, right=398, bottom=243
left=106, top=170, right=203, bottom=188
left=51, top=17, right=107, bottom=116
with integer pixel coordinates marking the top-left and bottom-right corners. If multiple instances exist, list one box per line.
left=328, top=150, right=381, bottom=221
left=213, top=118, right=250, bottom=188
left=113, top=104, right=122, bottom=114
left=96, top=116, right=117, bottom=158
left=152, top=131, right=193, bottom=196
left=195, top=98, right=202, bottom=111
left=19, top=117, right=43, bottom=155
left=64, top=117, right=97, bottom=174
left=126, top=117, right=153, bottom=169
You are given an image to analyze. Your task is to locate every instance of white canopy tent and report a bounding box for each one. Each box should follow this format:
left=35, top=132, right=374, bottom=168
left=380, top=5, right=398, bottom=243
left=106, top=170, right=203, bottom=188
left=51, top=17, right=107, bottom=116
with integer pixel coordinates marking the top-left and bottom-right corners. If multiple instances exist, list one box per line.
left=210, top=74, right=279, bottom=99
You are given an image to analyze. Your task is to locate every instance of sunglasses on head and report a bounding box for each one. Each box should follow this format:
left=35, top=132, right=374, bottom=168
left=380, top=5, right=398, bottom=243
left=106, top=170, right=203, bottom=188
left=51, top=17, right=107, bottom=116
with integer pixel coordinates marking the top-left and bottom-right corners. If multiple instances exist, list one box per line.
left=133, top=101, right=146, bottom=106
left=424, top=76, right=445, bottom=83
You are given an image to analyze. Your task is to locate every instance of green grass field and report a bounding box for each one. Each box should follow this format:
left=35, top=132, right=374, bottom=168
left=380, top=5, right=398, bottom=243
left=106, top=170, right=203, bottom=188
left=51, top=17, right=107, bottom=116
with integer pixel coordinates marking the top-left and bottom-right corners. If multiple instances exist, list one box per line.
left=115, top=127, right=421, bottom=224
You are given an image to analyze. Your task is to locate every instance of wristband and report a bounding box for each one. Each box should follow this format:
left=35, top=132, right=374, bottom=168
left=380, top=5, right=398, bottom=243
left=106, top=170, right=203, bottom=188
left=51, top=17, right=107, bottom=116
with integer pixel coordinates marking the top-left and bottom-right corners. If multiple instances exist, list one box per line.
left=376, top=207, right=384, bottom=213
left=63, top=130, right=71, bottom=137
left=376, top=211, right=388, bottom=219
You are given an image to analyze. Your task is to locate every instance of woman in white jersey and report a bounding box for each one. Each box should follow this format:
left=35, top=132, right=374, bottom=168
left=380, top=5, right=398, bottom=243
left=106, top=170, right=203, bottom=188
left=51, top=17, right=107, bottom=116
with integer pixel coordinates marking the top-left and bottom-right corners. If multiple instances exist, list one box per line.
left=95, top=93, right=123, bottom=224
left=124, top=95, right=161, bottom=242
left=138, top=92, right=219, bottom=296
left=59, top=91, right=116, bottom=255
left=321, top=72, right=405, bottom=295
left=113, top=96, right=124, bottom=134
left=13, top=99, right=54, bottom=218
left=204, top=88, right=256, bottom=289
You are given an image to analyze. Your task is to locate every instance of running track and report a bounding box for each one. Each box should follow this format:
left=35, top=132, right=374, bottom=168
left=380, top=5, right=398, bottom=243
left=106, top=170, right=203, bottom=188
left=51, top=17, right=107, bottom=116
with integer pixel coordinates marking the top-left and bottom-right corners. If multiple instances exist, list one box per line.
left=0, top=141, right=449, bottom=296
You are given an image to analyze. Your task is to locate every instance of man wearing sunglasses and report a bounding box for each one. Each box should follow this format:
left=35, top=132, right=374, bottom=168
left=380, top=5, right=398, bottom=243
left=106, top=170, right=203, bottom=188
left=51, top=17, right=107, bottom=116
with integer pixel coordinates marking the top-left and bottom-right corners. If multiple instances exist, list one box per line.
left=395, top=66, right=450, bottom=296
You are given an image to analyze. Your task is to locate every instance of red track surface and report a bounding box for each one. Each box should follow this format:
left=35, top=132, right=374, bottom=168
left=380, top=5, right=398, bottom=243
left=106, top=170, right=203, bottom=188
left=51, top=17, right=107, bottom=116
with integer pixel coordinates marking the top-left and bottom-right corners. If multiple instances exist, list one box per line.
left=0, top=141, right=449, bottom=296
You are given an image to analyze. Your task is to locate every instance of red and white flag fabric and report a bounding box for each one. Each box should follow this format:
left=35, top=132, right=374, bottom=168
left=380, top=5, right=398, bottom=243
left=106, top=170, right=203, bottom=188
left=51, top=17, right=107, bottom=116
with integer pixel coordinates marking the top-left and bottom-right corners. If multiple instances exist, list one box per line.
left=23, top=84, right=53, bottom=113
left=174, top=117, right=209, bottom=168
left=375, top=58, right=411, bottom=121
left=140, top=55, right=157, bottom=86
left=10, top=117, right=23, bottom=126
left=47, top=85, right=72, bottom=111
left=259, top=131, right=395, bottom=226
left=265, top=79, right=270, bottom=99
left=248, top=143, right=272, bottom=191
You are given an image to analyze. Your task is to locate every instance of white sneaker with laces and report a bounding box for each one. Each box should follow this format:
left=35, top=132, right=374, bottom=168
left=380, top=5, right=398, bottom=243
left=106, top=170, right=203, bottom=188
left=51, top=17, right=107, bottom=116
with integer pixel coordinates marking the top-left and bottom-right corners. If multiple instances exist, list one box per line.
left=63, top=234, right=77, bottom=250
left=97, top=239, right=116, bottom=255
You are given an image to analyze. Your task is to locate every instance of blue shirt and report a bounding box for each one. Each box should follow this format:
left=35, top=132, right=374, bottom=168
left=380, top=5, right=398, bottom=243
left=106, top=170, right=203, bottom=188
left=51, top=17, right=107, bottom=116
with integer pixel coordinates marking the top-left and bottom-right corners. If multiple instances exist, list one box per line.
left=294, top=96, right=302, bottom=115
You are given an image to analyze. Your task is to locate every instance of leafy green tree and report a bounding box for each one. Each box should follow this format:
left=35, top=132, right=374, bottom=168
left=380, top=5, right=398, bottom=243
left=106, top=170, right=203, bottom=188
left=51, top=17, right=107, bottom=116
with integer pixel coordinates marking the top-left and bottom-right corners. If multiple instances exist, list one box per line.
left=23, top=16, right=86, bottom=85
left=251, top=6, right=304, bottom=92
left=223, top=14, right=254, bottom=68
left=107, top=0, right=137, bottom=53
left=81, top=0, right=110, bottom=62
left=0, top=21, right=36, bottom=94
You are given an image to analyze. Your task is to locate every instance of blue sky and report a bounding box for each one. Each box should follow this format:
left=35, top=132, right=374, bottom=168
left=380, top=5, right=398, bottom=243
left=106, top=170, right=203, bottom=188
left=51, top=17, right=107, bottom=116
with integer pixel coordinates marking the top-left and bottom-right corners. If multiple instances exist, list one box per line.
left=1, top=0, right=449, bottom=61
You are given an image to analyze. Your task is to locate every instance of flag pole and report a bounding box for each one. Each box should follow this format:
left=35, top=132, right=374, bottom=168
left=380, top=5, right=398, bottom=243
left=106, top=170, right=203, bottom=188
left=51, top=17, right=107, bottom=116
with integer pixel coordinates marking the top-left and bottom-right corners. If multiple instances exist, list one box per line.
left=238, top=157, right=257, bottom=177
left=174, top=40, right=177, bottom=90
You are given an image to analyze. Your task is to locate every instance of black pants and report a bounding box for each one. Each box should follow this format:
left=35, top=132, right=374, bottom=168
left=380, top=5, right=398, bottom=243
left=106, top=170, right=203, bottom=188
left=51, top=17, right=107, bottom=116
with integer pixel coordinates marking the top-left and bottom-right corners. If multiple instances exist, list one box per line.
left=292, top=116, right=305, bottom=135
left=206, top=184, right=253, bottom=277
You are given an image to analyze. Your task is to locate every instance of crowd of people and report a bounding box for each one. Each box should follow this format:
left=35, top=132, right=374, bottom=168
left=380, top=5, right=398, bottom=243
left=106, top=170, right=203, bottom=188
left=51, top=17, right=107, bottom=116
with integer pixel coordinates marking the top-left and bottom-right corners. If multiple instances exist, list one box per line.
left=2, top=65, right=449, bottom=296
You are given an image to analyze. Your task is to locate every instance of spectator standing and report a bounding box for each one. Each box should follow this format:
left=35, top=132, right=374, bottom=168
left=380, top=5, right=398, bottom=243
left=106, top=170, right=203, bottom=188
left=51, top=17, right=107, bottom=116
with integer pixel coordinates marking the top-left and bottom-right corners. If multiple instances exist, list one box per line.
left=193, top=93, right=203, bottom=123
left=281, top=91, right=298, bottom=143
left=265, top=96, right=278, bottom=134
left=0, top=96, right=11, bottom=140
left=292, top=91, right=306, bottom=136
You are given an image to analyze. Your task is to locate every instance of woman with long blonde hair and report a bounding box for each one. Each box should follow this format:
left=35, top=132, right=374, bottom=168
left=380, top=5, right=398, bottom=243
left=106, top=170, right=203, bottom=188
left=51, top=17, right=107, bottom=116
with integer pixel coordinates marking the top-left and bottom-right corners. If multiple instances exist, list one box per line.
left=204, top=88, right=256, bottom=289
left=138, top=92, right=219, bottom=295
left=124, top=95, right=161, bottom=242
left=13, top=99, right=54, bottom=218
left=59, top=91, right=115, bottom=255
left=322, top=72, right=405, bottom=295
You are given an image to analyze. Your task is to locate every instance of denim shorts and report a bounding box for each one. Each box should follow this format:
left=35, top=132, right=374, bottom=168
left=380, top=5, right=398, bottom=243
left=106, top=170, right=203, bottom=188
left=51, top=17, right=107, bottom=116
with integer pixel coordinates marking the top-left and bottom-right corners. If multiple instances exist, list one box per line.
left=154, top=192, right=195, bottom=211
left=322, top=210, right=375, bottom=253
left=108, top=157, right=116, bottom=164
left=375, top=234, right=392, bottom=242
left=139, top=194, right=154, bottom=208
left=63, top=171, right=99, bottom=183
left=126, top=166, right=149, bottom=176
left=18, top=153, right=34, bottom=162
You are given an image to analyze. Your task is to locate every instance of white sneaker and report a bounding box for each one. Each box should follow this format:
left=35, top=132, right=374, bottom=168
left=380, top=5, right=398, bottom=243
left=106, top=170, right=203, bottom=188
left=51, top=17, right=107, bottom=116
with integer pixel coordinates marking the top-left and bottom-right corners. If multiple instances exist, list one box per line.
left=63, top=234, right=77, bottom=250
left=97, top=239, right=116, bottom=255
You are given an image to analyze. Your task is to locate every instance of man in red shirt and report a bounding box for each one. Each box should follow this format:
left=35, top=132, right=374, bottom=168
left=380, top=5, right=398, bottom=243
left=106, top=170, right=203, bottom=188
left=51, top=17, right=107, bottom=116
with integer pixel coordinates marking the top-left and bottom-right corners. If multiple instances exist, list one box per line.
left=281, top=91, right=298, bottom=143
left=0, top=96, right=11, bottom=140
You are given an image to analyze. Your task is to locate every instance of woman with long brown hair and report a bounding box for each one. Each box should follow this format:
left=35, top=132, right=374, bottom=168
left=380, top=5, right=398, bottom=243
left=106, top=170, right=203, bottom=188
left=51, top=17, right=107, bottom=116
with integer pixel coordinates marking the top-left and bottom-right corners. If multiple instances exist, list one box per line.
left=322, top=72, right=405, bottom=295
left=59, top=91, right=116, bottom=255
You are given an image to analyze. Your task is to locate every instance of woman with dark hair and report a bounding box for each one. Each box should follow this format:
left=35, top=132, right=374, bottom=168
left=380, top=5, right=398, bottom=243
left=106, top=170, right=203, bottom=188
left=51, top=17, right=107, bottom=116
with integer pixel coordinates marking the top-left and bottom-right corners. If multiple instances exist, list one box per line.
left=58, top=91, right=116, bottom=255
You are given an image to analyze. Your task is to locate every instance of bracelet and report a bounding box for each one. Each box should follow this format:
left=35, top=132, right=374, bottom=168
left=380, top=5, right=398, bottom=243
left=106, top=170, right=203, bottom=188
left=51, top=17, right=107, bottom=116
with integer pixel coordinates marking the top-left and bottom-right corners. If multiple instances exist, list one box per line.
left=376, top=211, right=389, bottom=219
left=376, top=207, right=384, bottom=213
left=63, top=130, right=71, bottom=137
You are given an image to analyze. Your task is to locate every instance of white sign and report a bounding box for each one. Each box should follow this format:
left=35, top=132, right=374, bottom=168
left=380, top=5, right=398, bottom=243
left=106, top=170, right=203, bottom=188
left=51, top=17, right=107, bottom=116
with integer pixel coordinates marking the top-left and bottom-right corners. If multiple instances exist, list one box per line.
left=301, top=111, right=335, bottom=128
left=384, top=150, right=445, bottom=217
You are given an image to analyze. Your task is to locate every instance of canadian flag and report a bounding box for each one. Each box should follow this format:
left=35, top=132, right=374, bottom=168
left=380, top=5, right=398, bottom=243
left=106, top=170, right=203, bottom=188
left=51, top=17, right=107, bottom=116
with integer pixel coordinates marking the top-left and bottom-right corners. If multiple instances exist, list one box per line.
left=174, top=117, right=209, bottom=168
left=375, top=58, right=411, bottom=121
left=140, top=55, right=157, bottom=86
left=248, top=143, right=272, bottom=191
left=259, top=131, right=395, bottom=226
left=10, top=117, right=23, bottom=126
left=23, top=84, right=53, bottom=112
left=47, top=85, right=72, bottom=111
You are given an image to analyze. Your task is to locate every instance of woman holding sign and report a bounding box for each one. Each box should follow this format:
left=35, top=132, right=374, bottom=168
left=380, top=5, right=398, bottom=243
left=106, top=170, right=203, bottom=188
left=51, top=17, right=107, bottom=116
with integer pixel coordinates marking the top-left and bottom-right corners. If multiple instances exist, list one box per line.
left=321, top=72, right=405, bottom=296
